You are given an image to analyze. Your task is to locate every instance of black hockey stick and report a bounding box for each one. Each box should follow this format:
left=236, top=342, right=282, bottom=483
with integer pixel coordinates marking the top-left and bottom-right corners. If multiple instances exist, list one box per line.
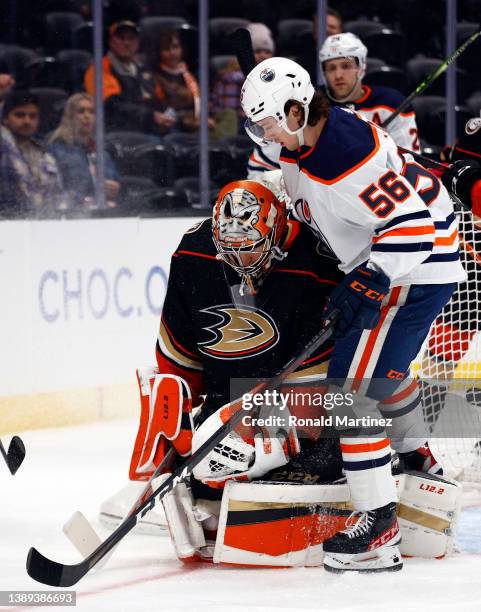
left=382, top=30, right=481, bottom=130
left=0, top=436, right=26, bottom=475
left=231, top=28, right=256, bottom=77
left=26, top=315, right=338, bottom=587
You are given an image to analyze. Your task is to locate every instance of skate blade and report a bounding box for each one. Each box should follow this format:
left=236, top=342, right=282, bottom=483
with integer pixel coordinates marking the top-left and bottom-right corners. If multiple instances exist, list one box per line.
left=323, top=545, right=402, bottom=573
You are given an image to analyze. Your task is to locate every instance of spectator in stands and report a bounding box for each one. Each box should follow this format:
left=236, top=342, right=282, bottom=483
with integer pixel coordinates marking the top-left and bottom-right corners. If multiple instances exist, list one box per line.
left=0, top=89, right=62, bottom=216
left=211, top=23, right=275, bottom=136
left=0, top=74, right=15, bottom=113
left=84, top=20, right=164, bottom=133
left=152, top=28, right=211, bottom=135
left=48, top=93, right=120, bottom=209
left=325, top=7, right=343, bottom=36
left=300, top=7, right=344, bottom=84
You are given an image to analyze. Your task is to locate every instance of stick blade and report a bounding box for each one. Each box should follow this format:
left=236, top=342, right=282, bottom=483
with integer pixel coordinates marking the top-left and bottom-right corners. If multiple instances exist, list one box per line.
left=8, top=436, right=25, bottom=474
left=231, top=28, right=256, bottom=77
left=26, top=547, right=87, bottom=587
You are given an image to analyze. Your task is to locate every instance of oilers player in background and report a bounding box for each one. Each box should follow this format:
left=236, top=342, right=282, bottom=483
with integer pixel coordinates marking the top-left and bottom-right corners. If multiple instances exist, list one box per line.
left=247, top=32, right=420, bottom=179
left=241, top=56, right=466, bottom=573
left=319, top=32, right=420, bottom=152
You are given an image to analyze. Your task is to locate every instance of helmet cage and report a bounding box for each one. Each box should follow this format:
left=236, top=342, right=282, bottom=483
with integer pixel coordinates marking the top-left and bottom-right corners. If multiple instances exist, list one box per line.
left=213, top=231, right=276, bottom=279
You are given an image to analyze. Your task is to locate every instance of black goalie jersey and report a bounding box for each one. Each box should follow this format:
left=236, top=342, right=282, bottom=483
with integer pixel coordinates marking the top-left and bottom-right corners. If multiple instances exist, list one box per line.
left=155, top=217, right=343, bottom=414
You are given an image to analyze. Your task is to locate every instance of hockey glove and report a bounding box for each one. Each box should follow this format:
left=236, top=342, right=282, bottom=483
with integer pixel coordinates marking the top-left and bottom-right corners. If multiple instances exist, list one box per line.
left=441, top=160, right=481, bottom=216
left=323, top=263, right=390, bottom=338
left=192, top=402, right=300, bottom=488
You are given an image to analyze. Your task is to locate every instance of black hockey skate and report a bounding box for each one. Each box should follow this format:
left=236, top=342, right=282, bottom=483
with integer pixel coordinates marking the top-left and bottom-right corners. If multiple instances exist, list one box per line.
left=397, top=442, right=443, bottom=475
left=323, top=502, right=402, bottom=573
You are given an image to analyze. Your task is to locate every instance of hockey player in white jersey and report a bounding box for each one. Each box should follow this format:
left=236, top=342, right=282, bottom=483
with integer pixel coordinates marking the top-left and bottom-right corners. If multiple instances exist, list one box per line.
left=247, top=32, right=420, bottom=181
left=240, top=56, right=466, bottom=573
left=319, top=32, right=420, bottom=152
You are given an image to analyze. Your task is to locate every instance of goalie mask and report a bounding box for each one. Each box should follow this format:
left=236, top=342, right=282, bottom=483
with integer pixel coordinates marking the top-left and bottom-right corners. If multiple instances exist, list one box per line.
left=212, top=180, right=288, bottom=294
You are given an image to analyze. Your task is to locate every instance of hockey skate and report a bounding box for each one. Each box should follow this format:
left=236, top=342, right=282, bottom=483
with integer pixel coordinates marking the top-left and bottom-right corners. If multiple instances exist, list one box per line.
left=323, top=502, right=402, bottom=573
left=397, top=442, right=443, bottom=475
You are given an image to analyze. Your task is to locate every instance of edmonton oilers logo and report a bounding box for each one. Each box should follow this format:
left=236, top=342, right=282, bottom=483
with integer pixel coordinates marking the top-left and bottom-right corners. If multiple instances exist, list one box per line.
left=294, top=198, right=311, bottom=223
left=260, top=67, right=275, bottom=82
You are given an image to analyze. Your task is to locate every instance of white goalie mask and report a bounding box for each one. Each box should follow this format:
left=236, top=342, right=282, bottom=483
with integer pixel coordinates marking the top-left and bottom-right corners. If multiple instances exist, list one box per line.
left=240, top=57, right=315, bottom=147
left=212, top=180, right=288, bottom=293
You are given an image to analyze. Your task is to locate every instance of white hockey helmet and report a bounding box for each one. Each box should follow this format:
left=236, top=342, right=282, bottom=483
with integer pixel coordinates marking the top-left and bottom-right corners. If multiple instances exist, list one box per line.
left=319, top=33, right=368, bottom=82
left=240, top=56, right=315, bottom=146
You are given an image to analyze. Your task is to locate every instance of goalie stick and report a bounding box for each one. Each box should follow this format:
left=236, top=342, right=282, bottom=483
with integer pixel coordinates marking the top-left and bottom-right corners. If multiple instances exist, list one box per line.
left=382, top=30, right=481, bottom=130
left=0, top=436, right=25, bottom=475
left=26, top=314, right=338, bottom=587
left=62, top=447, right=175, bottom=562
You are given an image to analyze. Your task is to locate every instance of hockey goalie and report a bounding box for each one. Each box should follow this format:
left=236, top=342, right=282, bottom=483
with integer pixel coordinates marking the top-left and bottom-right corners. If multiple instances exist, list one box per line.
left=101, top=180, right=461, bottom=572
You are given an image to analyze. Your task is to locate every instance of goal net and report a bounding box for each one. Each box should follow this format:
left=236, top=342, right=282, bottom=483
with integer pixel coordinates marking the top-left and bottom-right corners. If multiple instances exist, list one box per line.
left=416, top=205, right=481, bottom=485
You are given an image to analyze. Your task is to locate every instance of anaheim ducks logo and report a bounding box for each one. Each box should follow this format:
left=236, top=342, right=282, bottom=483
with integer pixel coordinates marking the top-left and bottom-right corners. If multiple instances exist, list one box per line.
left=199, top=305, right=279, bottom=359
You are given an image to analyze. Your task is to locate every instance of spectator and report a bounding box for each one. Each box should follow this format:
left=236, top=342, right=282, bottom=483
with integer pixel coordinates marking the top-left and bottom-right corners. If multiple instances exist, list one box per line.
left=48, top=93, right=120, bottom=209
left=325, top=7, right=343, bottom=37
left=0, top=74, right=15, bottom=112
left=152, top=28, right=211, bottom=135
left=300, top=8, right=344, bottom=84
left=211, top=23, right=275, bottom=136
left=84, top=20, right=163, bottom=133
left=0, top=89, right=62, bottom=216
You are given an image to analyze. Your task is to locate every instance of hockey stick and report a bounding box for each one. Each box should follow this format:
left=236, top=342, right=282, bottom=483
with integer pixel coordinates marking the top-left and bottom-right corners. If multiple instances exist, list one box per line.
left=26, top=315, right=338, bottom=587
left=382, top=30, right=481, bottom=130
left=231, top=28, right=256, bottom=77
left=0, top=436, right=26, bottom=475
left=63, top=447, right=175, bottom=561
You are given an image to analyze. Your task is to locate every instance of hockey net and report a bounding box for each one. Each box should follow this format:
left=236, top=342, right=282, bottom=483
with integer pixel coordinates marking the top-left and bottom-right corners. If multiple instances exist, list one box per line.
left=416, top=205, right=481, bottom=486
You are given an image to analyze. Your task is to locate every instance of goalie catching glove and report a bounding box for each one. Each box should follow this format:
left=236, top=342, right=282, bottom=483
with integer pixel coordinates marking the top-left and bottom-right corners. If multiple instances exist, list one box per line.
left=323, top=263, right=390, bottom=338
left=192, top=402, right=300, bottom=488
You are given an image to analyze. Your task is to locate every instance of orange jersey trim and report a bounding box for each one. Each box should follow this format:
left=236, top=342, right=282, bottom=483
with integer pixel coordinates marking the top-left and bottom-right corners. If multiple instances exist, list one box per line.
left=279, top=155, right=297, bottom=164
left=272, top=268, right=338, bottom=285
left=249, top=152, right=277, bottom=169
left=355, top=86, right=415, bottom=117
left=352, top=286, right=402, bottom=391
left=381, top=378, right=418, bottom=405
left=340, top=438, right=390, bottom=453
left=300, top=124, right=381, bottom=185
left=173, top=250, right=218, bottom=261
left=434, top=228, right=458, bottom=246
left=372, top=225, right=435, bottom=243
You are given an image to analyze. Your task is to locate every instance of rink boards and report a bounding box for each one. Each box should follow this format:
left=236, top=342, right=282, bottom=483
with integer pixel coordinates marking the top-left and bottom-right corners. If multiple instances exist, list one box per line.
left=0, top=216, right=199, bottom=434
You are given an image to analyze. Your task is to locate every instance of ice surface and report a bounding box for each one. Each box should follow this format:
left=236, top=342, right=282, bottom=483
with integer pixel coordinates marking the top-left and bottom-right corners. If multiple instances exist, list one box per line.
left=1, top=421, right=481, bottom=612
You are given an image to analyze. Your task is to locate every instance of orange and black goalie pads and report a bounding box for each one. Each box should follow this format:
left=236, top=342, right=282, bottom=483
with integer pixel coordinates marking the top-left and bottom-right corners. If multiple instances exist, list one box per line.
left=129, top=368, right=194, bottom=481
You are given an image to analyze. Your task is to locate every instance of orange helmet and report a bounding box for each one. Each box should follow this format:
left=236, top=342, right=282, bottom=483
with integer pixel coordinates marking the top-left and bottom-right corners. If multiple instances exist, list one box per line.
left=212, top=180, right=288, bottom=291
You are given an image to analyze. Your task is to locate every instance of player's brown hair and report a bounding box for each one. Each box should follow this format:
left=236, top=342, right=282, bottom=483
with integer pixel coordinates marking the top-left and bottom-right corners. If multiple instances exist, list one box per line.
left=284, top=90, right=330, bottom=127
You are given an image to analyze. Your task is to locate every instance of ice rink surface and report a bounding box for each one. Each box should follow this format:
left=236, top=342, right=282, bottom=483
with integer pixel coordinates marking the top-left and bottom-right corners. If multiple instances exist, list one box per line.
left=1, top=420, right=481, bottom=612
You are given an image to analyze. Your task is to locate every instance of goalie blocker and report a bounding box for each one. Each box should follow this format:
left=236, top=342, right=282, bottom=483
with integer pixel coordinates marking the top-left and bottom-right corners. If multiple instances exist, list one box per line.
left=161, top=471, right=461, bottom=567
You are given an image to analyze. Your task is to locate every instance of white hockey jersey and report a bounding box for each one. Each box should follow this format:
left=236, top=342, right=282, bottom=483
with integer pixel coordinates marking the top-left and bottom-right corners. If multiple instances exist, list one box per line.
left=246, top=85, right=419, bottom=179
left=281, top=107, right=466, bottom=287
left=345, top=85, right=420, bottom=152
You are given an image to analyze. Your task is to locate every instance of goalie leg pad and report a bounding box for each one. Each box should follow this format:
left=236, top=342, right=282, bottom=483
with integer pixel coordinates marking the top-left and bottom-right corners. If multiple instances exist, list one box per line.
left=213, top=481, right=351, bottom=567
left=395, top=471, right=461, bottom=558
left=156, top=473, right=208, bottom=562
left=129, top=369, right=193, bottom=481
